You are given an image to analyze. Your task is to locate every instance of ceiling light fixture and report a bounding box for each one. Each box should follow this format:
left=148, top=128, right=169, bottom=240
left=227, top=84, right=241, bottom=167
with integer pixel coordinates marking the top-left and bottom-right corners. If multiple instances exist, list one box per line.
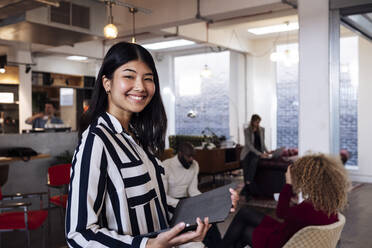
left=0, top=55, right=7, bottom=74
left=248, top=22, right=299, bottom=35
left=142, top=39, right=195, bottom=50
left=66, top=55, right=88, bottom=61
left=104, top=1, right=118, bottom=39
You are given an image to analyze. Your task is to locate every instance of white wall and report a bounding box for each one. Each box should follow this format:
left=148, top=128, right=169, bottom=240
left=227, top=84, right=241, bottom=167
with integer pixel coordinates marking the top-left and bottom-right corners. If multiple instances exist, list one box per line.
left=17, top=51, right=33, bottom=132
left=245, top=40, right=277, bottom=150
left=229, top=51, right=246, bottom=144
left=349, top=37, right=372, bottom=183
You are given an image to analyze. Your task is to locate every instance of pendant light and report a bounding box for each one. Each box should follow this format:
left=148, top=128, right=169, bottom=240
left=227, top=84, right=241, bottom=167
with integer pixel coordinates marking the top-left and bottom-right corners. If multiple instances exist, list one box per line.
left=103, top=1, right=118, bottom=39
left=270, top=22, right=299, bottom=66
left=129, top=8, right=138, bottom=43
left=200, top=23, right=212, bottom=78
left=200, top=64, right=212, bottom=78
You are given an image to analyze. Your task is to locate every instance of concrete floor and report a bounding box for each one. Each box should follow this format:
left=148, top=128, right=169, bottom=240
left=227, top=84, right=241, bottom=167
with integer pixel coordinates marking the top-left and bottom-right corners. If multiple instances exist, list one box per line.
left=1, top=179, right=371, bottom=248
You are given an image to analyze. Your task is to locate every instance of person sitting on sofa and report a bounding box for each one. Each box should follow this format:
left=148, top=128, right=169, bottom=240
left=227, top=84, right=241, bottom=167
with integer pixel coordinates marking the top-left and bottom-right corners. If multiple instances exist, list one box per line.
left=162, top=142, right=222, bottom=248
left=218, top=153, right=350, bottom=248
left=240, top=114, right=271, bottom=198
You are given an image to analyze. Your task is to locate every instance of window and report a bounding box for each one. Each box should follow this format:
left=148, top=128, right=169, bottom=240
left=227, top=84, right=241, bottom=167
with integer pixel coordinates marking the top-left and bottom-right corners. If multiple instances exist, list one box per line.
left=275, top=37, right=358, bottom=166
left=174, top=51, right=230, bottom=137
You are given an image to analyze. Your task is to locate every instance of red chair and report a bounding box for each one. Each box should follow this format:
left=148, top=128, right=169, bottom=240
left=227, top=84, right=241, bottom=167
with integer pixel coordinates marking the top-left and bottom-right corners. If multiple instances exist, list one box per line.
left=47, top=164, right=71, bottom=223
left=0, top=187, right=48, bottom=248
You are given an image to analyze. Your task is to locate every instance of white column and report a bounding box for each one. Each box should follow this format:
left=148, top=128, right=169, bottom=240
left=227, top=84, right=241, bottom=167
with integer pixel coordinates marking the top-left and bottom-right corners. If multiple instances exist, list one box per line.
left=229, top=51, right=246, bottom=144
left=298, top=0, right=330, bottom=154
left=154, top=53, right=175, bottom=148
left=17, top=51, right=33, bottom=133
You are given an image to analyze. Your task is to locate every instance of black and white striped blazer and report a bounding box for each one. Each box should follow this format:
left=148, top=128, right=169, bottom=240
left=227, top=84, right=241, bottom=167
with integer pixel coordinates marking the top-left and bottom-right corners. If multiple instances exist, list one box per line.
left=66, top=112, right=169, bottom=248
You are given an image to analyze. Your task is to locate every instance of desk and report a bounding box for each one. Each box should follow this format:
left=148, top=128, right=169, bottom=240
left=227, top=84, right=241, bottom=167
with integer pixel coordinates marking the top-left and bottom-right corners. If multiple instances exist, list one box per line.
left=194, top=147, right=242, bottom=175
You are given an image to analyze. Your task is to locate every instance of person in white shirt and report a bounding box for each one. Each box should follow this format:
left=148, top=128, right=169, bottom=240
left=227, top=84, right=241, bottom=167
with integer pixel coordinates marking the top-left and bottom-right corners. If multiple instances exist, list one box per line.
left=162, top=142, right=222, bottom=248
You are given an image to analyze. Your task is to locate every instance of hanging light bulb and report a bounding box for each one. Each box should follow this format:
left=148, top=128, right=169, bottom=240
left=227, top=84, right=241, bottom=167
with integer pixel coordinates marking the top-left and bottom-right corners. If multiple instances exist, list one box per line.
left=283, top=49, right=292, bottom=67
left=104, top=24, right=118, bottom=39
left=104, top=1, right=118, bottom=39
left=200, top=64, right=212, bottom=78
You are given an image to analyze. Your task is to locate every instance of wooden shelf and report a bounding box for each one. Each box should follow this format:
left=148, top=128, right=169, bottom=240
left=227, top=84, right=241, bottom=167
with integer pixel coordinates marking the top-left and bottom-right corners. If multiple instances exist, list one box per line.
left=32, top=71, right=84, bottom=89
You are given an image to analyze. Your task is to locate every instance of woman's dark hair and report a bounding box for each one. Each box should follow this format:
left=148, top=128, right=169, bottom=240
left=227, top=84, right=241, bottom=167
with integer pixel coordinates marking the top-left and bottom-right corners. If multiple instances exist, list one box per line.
left=79, top=42, right=167, bottom=155
left=249, top=114, right=261, bottom=128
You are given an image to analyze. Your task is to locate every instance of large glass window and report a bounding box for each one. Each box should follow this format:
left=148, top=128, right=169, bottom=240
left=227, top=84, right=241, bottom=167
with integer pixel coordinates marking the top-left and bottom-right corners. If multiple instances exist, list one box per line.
left=174, top=51, right=230, bottom=137
left=276, top=43, right=299, bottom=150
left=276, top=37, right=358, bottom=166
left=339, top=36, right=358, bottom=166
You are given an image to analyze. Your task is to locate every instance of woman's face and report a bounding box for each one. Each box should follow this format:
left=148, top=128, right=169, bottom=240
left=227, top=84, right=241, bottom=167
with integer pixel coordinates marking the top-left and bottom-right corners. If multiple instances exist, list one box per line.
left=103, top=60, right=155, bottom=117
left=252, top=119, right=260, bottom=129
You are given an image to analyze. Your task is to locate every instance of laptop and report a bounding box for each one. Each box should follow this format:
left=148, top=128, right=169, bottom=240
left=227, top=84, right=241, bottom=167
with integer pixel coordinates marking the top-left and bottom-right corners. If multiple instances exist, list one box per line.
left=268, top=147, right=285, bottom=159
left=141, top=182, right=237, bottom=238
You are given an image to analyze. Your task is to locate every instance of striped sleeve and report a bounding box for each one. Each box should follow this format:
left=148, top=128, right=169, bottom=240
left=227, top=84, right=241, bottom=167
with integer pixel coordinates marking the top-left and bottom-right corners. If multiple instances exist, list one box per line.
left=65, top=131, right=148, bottom=248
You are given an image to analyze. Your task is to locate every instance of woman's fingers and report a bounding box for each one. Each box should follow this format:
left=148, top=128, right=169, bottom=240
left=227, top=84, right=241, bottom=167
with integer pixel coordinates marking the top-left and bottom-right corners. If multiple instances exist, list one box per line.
left=158, top=222, right=185, bottom=242
left=285, top=165, right=292, bottom=184
left=229, top=188, right=239, bottom=212
left=200, top=217, right=210, bottom=238
left=168, top=217, right=209, bottom=245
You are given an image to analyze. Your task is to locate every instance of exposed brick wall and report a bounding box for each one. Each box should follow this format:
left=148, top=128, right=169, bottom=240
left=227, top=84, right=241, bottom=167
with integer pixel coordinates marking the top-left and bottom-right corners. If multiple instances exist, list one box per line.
left=174, top=52, right=230, bottom=138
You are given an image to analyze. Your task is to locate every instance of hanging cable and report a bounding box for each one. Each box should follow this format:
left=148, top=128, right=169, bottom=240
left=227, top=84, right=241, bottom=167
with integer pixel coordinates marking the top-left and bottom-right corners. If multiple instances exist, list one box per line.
left=129, top=8, right=138, bottom=43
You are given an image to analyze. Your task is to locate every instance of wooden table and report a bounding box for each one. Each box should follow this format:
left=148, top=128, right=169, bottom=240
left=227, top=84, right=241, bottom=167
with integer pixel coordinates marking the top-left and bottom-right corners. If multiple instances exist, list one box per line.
left=194, top=147, right=242, bottom=175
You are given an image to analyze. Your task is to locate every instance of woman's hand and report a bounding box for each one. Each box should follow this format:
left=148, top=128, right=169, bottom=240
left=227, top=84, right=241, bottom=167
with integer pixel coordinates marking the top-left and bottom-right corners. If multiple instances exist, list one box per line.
left=285, top=165, right=292, bottom=185
left=229, top=188, right=239, bottom=212
left=260, top=153, right=269, bottom=158
left=146, top=217, right=211, bottom=248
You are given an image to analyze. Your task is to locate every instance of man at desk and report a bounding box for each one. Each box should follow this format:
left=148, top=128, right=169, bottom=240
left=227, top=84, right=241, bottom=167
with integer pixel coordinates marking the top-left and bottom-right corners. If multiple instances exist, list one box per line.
left=25, top=101, right=63, bottom=129
left=162, top=142, right=222, bottom=248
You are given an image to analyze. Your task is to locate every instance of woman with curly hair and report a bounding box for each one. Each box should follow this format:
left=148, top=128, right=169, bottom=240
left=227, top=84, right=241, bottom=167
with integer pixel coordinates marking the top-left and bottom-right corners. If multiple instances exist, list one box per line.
left=219, top=153, right=350, bottom=248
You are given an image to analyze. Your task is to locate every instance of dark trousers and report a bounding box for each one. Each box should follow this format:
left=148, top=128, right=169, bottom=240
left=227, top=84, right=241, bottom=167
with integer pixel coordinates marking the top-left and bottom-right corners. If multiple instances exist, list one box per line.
left=242, top=152, right=260, bottom=183
left=218, top=207, right=265, bottom=248
left=203, top=223, right=222, bottom=247
left=242, top=152, right=260, bottom=196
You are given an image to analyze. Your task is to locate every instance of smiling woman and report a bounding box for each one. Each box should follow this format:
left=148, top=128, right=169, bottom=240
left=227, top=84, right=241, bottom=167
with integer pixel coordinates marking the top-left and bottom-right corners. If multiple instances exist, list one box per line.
left=102, top=60, right=156, bottom=125
left=66, top=42, right=210, bottom=248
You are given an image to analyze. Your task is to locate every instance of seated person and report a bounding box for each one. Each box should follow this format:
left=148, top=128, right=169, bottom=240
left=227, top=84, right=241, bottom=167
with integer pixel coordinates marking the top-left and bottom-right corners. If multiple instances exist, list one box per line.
left=240, top=114, right=272, bottom=198
left=25, top=101, right=63, bottom=129
left=162, top=142, right=222, bottom=248
left=219, top=153, right=349, bottom=248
